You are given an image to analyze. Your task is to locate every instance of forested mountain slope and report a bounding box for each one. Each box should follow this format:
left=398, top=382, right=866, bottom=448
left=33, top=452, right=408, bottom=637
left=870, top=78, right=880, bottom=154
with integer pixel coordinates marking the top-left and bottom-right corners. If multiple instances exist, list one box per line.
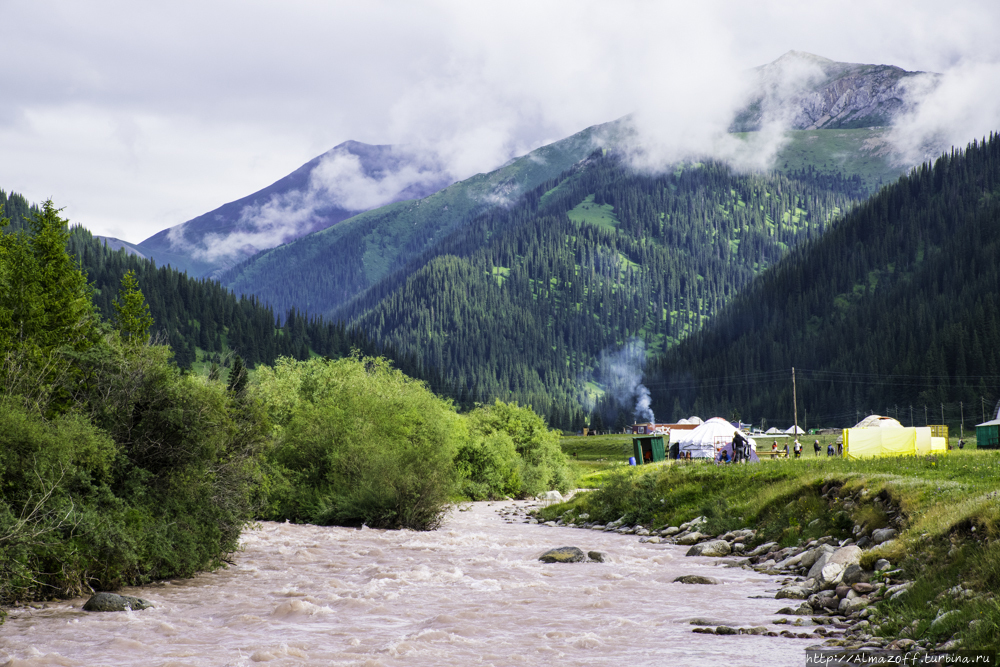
left=334, top=153, right=859, bottom=428
left=218, top=122, right=618, bottom=317
left=644, top=134, right=1000, bottom=429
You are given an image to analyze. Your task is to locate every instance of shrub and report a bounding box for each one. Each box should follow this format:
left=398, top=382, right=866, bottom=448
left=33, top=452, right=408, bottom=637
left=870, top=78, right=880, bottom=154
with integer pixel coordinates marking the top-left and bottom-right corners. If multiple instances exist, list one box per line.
left=255, top=355, right=463, bottom=530
left=465, top=400, right=574, bottom=498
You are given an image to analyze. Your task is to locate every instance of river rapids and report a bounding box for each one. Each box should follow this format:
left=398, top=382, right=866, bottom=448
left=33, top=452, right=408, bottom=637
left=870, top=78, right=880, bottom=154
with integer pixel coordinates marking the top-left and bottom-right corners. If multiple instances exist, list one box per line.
left=1, top=501, right=815, bottom=666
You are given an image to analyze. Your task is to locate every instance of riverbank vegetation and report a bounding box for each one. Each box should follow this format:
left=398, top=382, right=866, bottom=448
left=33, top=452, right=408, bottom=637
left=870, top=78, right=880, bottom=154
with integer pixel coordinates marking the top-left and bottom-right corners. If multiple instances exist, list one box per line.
left=538, top=451, right=1000, bottom=650
left=0, top=200, right=571, bottom=608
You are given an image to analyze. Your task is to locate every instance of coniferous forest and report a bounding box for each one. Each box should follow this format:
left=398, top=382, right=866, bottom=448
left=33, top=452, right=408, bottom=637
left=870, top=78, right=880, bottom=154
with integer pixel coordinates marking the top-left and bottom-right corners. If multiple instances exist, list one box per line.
left=644, top=134, right=1000, bottom=431
left=333, top=153, right=859, bottom=428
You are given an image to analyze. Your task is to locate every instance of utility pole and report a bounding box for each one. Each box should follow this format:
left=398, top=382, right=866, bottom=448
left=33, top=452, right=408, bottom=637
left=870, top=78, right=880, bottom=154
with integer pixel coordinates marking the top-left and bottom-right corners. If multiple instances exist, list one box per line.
left=983, top=396, right=986, bottom=425
left=910, top=405, right=914, bottom=427
left=941, top=403, right=945, bottom=427
left=961, top=401, right=964, bottom=439
left=792, top=367, right=799, bottom=438
left=925, top=405, right=928, bottom=426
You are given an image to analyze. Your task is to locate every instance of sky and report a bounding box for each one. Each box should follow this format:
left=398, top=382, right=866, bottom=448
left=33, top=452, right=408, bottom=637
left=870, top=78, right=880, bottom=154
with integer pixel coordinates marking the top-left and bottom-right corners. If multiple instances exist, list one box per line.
left=2, top=0, right=1000, bottom=244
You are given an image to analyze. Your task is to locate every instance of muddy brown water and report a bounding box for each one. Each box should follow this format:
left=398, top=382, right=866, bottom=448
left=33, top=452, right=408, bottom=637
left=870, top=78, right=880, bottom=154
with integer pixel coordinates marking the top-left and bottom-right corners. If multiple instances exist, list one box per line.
left=0, top=501, right=816, bottom=666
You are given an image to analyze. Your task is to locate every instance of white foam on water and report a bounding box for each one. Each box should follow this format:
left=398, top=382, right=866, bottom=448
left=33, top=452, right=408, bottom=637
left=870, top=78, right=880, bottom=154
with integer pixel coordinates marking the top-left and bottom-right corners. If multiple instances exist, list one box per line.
left=0, top=503, right=817, bottom=666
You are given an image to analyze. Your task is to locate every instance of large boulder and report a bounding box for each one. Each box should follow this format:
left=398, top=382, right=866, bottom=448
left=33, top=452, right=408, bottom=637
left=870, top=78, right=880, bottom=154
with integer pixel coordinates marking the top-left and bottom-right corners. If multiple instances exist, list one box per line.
left=83, top=592, right=153, bottom=612
left=539, top=546, right=586, bottom=563
left=686, top=540, right=732, bottom=557
left=674, top=575, right=720, bottom=585
left=538, top=490, right=564, bottom=502
left=587, top=551, right=608, bottom=563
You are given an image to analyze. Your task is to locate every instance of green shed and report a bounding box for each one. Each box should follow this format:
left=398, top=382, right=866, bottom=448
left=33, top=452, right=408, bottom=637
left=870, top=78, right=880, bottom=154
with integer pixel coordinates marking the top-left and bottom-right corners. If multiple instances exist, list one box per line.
left=976, top=419, right=1000, bottom=450
left=633, top=436, right=665, bottom=464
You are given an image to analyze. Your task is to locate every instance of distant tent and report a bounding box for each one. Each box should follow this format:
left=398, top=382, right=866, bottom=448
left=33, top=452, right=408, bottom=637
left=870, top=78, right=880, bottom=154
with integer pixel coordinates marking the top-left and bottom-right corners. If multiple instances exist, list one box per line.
left=853, top=415, right=903, bottom=429
left=765, top=427, right=782, bottom=435
left=785, top=425, right=805, bottom=435
left=687, top=416, right=703, bottom=425
left=677, top=417, right=756, bottom=459
left=677, top=418, right=692, bottom=425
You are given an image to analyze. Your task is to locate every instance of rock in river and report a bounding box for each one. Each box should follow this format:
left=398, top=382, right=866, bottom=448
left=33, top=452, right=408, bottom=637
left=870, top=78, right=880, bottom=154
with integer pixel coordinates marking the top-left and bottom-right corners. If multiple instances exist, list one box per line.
left=539, top=546, right=586, bottom=563
left=83, top=592, right=154, bottom=612
left=587, top=551, right=608, bottom=563
left=686, top=540, right=732, bottom=557
left=674, top=575, right=720, bottom=585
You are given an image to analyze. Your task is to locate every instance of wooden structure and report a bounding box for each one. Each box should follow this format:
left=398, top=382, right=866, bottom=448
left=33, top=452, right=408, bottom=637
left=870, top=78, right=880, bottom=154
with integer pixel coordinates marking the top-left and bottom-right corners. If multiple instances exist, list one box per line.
left=976, top=419, right=1000, bottom=449
left=632, top=436, right=665, bottom=464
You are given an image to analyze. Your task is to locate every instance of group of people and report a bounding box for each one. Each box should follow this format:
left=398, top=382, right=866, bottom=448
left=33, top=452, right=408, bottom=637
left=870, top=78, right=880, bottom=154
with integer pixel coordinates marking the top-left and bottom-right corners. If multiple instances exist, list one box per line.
left=769, top=438, right=843, bottom=458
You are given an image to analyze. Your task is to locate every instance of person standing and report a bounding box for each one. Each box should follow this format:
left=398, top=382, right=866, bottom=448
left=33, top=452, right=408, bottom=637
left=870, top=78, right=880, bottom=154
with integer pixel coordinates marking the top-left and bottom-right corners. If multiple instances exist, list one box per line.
left=814, top=439, right=821, bottom=456
left=794, top=440, right=802, bottom=458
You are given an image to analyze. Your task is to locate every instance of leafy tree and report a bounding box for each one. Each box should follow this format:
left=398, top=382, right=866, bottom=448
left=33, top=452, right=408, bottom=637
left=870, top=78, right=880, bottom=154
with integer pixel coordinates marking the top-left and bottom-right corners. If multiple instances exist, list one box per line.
left=255, top=355, right=464, bottom=530
left=466, top=400, right=574, bottom=496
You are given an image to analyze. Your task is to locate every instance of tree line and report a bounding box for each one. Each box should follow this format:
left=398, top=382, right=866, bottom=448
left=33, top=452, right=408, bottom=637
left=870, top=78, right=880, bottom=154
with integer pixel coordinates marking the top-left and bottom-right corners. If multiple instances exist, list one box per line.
left=645, top=135, right=1000, bottom=431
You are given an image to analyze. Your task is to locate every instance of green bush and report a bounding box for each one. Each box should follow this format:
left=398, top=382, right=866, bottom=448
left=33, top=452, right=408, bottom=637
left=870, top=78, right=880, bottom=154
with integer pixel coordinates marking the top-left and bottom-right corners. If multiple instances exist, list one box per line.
left=255, top=355, right=463, bottom=530
left=464, top=400, right=574, bottom=498
left=454, top=431, right=521, bottom=500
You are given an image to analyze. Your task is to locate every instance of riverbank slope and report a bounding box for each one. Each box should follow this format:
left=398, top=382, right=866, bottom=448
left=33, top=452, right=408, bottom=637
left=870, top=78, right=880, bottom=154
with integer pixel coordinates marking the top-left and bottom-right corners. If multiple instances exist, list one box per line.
left=537, top=450, right=1000, bottom=651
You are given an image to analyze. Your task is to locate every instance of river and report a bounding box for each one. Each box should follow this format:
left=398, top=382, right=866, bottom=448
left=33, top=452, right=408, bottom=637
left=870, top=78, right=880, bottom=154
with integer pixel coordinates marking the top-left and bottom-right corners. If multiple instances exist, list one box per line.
left=0, top=501, right=815, bottom=666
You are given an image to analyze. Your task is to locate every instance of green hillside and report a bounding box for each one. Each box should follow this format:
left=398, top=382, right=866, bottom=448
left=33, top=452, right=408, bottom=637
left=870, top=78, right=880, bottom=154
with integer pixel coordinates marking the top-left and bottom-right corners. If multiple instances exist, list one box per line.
left=644, top=134, right=1000, bottom=431
left=219, top=122, right=621, bottom=316
left=335, top=153, right=859, bottom=428
left=218, top=125, right=898, bottom=321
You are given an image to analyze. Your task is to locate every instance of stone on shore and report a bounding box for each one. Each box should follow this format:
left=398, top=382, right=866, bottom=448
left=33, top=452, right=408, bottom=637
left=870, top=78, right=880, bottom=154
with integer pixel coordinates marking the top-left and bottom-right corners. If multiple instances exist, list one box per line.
left=686, top=540, right=731, bottom=557
left=83, top=592, right=154, bottom=612
left=539, top=546, right=586, bottom=563
left=746, top=542, right=778, bottom=557
left=674, top=532, right=705, bottom=546
left=871, top=528, right=898, bottom=544
left=776, top=585, right=812, bottom=600
left=674, top=575, right=720, bottom=585
left=807, top=545, right=862, bottom=586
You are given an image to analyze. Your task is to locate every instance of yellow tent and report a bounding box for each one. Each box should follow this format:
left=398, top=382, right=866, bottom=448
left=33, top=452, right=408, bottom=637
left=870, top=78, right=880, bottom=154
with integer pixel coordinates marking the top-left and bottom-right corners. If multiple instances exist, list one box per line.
left=844, top=422, right=945, bottom=460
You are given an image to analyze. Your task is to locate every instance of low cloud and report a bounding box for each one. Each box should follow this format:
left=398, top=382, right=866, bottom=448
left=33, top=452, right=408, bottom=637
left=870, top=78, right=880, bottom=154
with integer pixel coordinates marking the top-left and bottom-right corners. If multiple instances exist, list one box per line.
left=170, top=144, right=454, bottom=263
left=887, top=62, right=1000, bottom=165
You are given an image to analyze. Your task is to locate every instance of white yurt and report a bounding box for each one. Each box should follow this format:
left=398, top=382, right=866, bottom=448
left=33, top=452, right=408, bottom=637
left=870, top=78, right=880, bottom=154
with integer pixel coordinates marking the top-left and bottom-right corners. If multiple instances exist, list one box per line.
left=853, top=415, right=903, bottom=429
left=765, top=426, right=782, bottom=435
left=677, top=417, right=756, bottom=459
left=785, top=425, right=805, bottom=435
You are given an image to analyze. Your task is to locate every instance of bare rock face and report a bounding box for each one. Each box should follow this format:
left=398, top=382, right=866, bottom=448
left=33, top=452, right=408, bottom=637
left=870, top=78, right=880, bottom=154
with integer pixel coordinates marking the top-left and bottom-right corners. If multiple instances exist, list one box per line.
left=686, top=540, right=732, bottom=557
left=731, top=51, right=936, bottom=133
left=83, top=592, right=154, bottom=612
left=538, top=546, right=586, bottom=563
